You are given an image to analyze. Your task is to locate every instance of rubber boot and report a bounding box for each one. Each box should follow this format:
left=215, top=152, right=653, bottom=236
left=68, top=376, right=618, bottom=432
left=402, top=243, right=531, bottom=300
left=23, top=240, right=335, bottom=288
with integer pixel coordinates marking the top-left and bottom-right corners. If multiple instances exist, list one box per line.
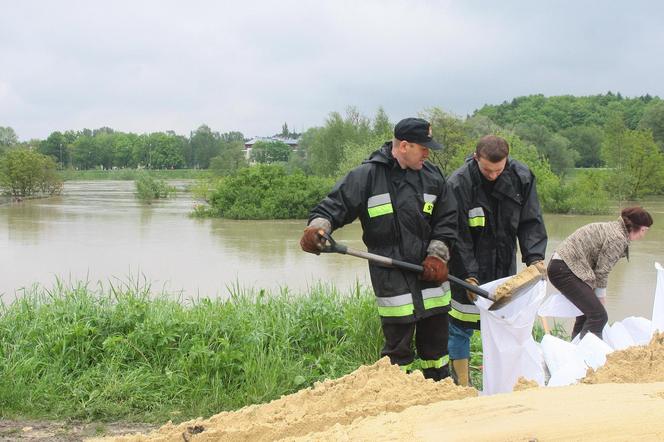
left=451, top=359, right=470, bottom=387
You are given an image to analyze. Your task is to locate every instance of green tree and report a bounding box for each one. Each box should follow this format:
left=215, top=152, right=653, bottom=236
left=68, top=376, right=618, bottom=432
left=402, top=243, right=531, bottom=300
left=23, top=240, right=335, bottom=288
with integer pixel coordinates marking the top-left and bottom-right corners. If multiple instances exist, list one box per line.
left=560, top=125, right=604, bottom=167
left=190, top=125, right=221, bottom=168
left=70, top=136, right=100, bottom=169
left=372, top=107, right=392, bottom=140
left=209, top=133, right=247, bottom=175
left=39, top=131, right=69, bottom=167
left=250, top=140, right=292, bottom=163
left=602, top=120, right=664, bottom=200
left=0, top=149, right=63, bottom=197
left=300, top=107, right=372, bottom=177
left=638, top=100, right=664, bottom=150
left=0, top=126, right=18, bottom=147
left=421, top=108, right=471, bottom=176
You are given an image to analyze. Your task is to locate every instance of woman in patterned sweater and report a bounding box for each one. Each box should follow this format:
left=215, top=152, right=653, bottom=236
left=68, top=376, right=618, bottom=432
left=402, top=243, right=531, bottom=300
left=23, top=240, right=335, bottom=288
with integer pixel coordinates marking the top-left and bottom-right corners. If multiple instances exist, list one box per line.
left=547, top=207, right=653, bottom=339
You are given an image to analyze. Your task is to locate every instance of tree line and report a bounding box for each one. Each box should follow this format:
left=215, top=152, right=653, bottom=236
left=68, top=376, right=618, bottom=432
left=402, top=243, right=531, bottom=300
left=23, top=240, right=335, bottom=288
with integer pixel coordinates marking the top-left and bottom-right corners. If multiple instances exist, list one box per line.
left=2, top=92, right=664, bottom=211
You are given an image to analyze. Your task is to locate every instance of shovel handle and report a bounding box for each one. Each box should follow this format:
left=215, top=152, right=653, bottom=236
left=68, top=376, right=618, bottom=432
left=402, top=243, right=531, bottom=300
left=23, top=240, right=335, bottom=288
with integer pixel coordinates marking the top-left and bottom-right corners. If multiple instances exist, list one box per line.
left=321, top=234, right=491, bottom=300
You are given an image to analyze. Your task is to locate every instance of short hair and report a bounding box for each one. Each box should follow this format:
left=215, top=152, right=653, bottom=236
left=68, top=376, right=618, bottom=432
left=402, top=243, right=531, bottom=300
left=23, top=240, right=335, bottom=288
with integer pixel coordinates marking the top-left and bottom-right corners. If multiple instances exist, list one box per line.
left=621, top=206, right=653, bottom=232
left=476, top=135, right=509, bottom=162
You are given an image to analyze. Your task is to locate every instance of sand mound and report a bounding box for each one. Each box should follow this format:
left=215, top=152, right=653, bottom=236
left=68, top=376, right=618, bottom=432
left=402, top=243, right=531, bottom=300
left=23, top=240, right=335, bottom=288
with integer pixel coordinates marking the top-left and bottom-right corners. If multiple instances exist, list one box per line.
left=100, top=334, right=664, bottom=441
left=512, top=376, right=539, bottom=391
left=107, top=357, right=476, bottom=442
left=583, top=332, right=664, bottom=384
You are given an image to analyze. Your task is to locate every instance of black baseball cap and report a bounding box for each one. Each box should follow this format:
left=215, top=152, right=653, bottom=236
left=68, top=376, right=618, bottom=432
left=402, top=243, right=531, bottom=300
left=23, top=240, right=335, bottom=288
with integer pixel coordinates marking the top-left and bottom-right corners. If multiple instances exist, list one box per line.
left=394, top=118, right=442, bottom=150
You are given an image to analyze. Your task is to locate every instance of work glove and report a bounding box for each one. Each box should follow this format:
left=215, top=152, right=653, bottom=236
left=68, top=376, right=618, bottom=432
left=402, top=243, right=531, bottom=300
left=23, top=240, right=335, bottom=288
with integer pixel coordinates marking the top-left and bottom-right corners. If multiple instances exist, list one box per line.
left=420, top=255, right=448, bottom=285
left=300, top=227, right=326, bottom=255
left=465, top=277, right=479, bottom=302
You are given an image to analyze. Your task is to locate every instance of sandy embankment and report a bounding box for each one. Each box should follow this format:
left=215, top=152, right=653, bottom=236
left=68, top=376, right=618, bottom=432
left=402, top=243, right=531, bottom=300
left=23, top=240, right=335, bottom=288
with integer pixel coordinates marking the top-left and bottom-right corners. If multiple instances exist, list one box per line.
left=103, top=334, right=664, bottom=442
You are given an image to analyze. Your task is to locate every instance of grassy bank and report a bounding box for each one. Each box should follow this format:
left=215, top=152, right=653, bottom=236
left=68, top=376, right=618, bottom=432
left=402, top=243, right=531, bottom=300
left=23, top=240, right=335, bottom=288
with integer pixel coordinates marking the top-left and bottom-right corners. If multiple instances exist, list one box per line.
left=0, top=281, right=560, bottom=423
left=58, top=169, right=210, bottom=181
left=0, top=281, right=382, bottom=423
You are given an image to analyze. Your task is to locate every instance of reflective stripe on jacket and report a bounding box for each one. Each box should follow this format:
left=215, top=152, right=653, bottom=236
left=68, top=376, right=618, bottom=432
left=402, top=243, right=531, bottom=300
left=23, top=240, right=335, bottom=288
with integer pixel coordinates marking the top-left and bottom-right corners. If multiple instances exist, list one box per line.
left=309, top=142, right=457, bottom=324
left=447, top=157, right=547, bottom=329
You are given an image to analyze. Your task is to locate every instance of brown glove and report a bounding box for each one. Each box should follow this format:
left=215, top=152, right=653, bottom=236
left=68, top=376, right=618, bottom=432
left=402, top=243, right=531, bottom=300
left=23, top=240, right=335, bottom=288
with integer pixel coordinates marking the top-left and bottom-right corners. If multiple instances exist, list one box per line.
left=420, top=255, right=449, bottom=285
left=465, top=277, right=479, bottom=302
left=300, top=227, right=326, bottom=255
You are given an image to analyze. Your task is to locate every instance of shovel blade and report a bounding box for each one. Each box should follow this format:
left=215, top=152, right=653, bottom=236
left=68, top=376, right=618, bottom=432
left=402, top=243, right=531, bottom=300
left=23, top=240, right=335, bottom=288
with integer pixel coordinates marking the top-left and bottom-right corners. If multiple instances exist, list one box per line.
left=488, top=277, right=542, bottom=311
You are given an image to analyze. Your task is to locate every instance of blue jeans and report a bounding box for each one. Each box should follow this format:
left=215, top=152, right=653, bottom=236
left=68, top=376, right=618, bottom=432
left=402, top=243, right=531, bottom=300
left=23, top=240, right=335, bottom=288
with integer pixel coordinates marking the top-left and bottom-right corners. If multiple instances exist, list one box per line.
left=448, top=321, right=474, bottom=360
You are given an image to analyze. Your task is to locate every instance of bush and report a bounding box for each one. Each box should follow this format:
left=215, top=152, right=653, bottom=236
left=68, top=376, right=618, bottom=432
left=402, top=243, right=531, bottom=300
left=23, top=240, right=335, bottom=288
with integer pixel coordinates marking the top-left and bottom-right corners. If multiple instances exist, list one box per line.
left=135, top=173, right=175, bottom=203
left=202, top=164, right=334, bottom=219
left=0, top=149, right=63, bottom=197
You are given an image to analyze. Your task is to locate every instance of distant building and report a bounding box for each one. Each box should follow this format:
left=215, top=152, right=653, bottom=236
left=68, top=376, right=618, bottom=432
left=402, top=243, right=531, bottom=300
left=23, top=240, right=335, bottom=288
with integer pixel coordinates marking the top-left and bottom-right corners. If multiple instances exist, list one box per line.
left=243, top=136, right=299, bottom=160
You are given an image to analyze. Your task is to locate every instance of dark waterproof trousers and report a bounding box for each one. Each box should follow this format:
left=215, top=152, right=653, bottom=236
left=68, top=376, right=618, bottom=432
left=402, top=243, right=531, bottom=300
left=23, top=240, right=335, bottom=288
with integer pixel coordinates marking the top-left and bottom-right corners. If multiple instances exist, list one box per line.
left=547, top=259, right=609, bottom=339
left=380, top=313, right=449, bottom=381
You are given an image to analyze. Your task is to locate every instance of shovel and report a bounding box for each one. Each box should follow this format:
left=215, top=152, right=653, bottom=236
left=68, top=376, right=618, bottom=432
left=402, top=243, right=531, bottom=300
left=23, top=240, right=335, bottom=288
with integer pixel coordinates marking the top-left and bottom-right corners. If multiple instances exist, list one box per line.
left=318, top=232, right=519, bottom=311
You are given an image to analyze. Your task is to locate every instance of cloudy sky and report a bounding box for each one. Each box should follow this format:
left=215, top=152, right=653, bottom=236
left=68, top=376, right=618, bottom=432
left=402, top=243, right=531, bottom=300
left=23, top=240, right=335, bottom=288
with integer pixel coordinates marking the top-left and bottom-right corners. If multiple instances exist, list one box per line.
left=1, top=0, right=663, bottom=141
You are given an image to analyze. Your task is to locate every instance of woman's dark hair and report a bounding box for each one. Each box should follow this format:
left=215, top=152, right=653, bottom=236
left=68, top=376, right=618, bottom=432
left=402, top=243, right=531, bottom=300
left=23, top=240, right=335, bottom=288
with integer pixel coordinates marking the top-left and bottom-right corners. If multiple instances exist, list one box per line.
left=621, top=206, right=653, bottom=232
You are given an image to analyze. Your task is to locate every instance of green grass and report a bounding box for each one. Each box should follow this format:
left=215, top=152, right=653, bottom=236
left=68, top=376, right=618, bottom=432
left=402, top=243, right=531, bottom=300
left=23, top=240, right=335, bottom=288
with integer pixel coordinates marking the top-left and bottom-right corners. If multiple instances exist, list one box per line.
left=0, top=280, right=383, bottom=423
left=0, top=279, right=568, bottom=422
left=57, top=169, right=210, bottom=181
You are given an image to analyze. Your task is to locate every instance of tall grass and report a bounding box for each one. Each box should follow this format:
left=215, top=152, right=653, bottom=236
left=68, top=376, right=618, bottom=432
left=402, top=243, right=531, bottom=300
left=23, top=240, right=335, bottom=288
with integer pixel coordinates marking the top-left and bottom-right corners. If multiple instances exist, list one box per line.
left=0, top=280, right=382, bottom=423
left=0, top=279, right=566, bottom=422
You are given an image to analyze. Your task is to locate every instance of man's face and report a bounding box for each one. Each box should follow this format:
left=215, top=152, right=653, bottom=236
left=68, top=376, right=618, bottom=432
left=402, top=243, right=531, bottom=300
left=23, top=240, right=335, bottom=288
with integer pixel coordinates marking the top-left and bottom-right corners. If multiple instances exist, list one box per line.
left=475, top=154, right=507, bottom=181
left=400, top=141, right=430, bottom=170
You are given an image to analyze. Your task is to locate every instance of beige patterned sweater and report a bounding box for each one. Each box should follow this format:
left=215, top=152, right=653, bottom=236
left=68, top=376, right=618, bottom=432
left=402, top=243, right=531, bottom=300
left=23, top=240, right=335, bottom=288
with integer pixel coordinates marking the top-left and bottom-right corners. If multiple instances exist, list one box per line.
left=555, top=218, right=629, bottom=289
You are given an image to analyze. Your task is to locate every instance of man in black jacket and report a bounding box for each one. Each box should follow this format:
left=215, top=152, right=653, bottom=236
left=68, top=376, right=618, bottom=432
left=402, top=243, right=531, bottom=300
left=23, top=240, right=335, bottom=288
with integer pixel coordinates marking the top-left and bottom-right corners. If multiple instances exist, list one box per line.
left=300, top=118, right=457, bottom=381
left=447, top=135, right=547, bottom=386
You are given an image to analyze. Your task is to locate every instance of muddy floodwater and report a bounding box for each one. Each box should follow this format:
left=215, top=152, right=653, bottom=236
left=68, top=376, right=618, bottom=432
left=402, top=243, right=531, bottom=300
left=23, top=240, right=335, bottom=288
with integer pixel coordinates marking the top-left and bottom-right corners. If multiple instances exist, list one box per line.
left=1, top=180, right=662, bottom=322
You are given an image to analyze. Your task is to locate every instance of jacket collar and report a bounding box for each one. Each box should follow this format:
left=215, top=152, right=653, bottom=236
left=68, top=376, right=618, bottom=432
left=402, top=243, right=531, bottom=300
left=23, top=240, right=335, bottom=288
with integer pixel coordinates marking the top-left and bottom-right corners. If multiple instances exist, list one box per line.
left=468, top=157, right=522, bottom=205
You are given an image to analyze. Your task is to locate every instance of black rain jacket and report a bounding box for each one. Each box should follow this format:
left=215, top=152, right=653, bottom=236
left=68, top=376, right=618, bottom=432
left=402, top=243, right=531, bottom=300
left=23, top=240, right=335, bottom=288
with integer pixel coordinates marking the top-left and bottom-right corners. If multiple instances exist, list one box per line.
left=447, top=157, right=547, bottom=328
left=309, top=142, right=457, bottom=324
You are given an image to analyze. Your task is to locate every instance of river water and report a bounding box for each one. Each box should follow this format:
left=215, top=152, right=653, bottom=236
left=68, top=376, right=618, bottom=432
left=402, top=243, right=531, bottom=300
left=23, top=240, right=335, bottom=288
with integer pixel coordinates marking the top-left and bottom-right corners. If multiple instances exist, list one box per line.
left=1, top=181, right=662, bottom=322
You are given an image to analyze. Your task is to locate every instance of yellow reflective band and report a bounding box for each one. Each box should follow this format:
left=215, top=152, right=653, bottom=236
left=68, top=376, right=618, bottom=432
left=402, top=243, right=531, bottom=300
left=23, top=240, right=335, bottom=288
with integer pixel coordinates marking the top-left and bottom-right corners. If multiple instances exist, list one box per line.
left=419, top=355, right=450, bottom=369
left=377, top=304, right=414, bottom=317
left=368, top=203, right=393, bottom=218
left=423, top=202, right=434, bottom=215
left=400, top=362, right=414, bottom=372
left=423, top=290, right=451, bottom=310
left=449, top=308, right=481, bottom=323
left=468, top=216, right=485, bottom=227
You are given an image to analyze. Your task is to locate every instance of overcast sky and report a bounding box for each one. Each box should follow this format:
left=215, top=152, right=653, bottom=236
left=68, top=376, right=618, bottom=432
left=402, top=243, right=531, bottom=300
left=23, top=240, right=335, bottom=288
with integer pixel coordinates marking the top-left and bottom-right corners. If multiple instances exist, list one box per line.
left=1, top=0, right=663, bottom=141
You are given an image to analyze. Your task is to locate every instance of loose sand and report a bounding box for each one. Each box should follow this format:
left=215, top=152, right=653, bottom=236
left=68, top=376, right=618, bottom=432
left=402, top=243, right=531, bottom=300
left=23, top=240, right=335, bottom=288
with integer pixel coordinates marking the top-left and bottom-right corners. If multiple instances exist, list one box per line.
left=101, top=334, right=664, bottom=442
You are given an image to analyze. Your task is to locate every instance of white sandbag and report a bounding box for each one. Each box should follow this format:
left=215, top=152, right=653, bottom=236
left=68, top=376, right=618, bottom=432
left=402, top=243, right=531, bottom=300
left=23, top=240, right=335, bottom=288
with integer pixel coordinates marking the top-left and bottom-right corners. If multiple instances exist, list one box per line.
left=621, top=316, right=652, bottom=345
left=476, top=277, right=547, bottom=395
left=546, top=358, right=588, bottom=387
left=603, top=321, right=636, bottom=350
left=576, top=332, right=613, bottom=370
left=652, top=262, right=664, bottom=336
left=538, top=291, right=582, bottom=318
left=540, top=334, right=580, bottom=376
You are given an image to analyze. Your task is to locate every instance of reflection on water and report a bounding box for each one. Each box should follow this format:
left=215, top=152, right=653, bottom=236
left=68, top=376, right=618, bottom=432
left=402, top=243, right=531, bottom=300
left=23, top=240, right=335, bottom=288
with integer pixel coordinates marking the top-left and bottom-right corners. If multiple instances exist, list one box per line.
left=1, top=181, right=662, bottom=323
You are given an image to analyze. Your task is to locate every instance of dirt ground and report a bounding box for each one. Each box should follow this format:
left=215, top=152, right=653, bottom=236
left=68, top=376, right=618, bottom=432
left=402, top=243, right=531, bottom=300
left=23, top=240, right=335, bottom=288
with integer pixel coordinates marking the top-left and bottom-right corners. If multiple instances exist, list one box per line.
left=10, top=334, right=664, bottom=441
left=0, top=421, right=157, bottom=441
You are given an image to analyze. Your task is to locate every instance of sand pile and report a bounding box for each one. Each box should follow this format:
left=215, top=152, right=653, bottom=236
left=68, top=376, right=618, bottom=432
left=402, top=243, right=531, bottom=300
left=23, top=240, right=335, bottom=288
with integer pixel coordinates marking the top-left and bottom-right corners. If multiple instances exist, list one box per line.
left=583, top=332, right=664, bottom=384
left=107, top=357, right=476, bottom=442
left=100, top=335, right=664, bottom=441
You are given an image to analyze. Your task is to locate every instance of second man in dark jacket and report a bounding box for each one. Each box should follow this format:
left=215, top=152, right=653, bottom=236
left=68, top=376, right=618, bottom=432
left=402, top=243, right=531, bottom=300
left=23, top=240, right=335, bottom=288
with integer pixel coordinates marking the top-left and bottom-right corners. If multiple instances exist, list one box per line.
left=446, top=135, right=547, bottom=386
